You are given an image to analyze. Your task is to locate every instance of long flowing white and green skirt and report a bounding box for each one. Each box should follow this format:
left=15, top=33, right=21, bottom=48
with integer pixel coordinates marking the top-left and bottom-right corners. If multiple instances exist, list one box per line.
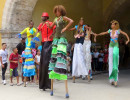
left=109, top=42, right=119, bottom=83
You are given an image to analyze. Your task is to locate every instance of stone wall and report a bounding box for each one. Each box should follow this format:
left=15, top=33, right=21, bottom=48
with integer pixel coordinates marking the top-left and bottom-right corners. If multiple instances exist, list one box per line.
left=1, top=0, right=38, bottom=56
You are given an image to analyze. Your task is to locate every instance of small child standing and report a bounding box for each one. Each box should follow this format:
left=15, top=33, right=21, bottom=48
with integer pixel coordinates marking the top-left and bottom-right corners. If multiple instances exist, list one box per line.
left=98, top=50, right=104, bottom=71
left=9, top=47, right=20, bottom=86
left=20, top=51, right=25, bottom=84
left=35, top=50, right=40, bottom=80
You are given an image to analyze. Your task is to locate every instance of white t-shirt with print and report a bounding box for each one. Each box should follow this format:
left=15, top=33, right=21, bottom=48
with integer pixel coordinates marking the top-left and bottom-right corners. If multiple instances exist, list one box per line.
left=35, top=55, right=40, bottom=63
left=99, top=53, right=104, bottom=62
left=0, top=49, right=8, bottom=64
left=93, top=52, right=99, bottom=58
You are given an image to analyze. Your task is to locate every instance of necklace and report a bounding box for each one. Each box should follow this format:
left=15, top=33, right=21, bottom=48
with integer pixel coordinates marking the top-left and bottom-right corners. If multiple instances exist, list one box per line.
left=56, top=16, right=62, bottom=27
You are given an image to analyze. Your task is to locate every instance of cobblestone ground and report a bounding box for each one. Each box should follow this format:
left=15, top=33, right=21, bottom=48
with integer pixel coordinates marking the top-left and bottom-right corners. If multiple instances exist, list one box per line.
left=0, top=69, right=130, bottom=100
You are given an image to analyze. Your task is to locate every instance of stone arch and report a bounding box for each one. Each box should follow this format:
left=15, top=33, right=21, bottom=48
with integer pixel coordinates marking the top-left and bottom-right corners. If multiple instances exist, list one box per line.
left=1, top=0, right=38, bottom=55
left=2, top=0, right=38, bottom=32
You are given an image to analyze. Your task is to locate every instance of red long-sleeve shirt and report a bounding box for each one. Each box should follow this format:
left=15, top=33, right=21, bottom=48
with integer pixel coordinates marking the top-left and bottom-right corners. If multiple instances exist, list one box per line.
left=37, top=21, right=56, bottom=42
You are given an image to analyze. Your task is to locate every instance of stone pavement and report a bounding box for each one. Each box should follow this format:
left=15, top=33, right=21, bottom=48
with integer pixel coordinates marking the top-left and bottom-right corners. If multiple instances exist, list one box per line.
left=0, top=69, right=130, bottom=100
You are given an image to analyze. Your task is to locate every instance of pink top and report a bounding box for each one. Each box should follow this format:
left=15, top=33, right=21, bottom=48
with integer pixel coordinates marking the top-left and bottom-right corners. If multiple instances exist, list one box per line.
left=32, top=49, right=36, bottom=58
left=108, top=29, right=120, bottom=39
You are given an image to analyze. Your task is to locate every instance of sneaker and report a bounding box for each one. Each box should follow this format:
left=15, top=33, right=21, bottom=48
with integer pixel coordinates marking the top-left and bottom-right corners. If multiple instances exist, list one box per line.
left=3, top=80, right=6, bottom=85
left=20, top=82, right=24, bottom=85
left=26, top=82, right=28, bottom=85
left=35, top=81, right=39, bottom=85
left=24, top=82, right=26, bottom=87
left=17, top=83, right=21, bottom=86
left=10, top=83, right=13, bottom=86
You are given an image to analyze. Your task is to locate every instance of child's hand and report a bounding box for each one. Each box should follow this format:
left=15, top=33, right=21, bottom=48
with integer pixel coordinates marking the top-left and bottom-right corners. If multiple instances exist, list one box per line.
left=14, top=61, right=18, bottom=63
left=2, top=64, right=5, bottom=68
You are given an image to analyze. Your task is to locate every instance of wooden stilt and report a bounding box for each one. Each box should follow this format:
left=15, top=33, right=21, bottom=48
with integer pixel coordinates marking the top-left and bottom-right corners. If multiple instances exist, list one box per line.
left=51, top=79, right=53, bottom=91
left=87, top=75, right=90, bottom=82
left=73, top=76, right=75, bottom=83
left=34, top=75, right=38, bottom=85
left=65, top=80, right=68, bottom=94
left=65, top=80, right=69, bottom=98
left=50, top=79, right=53, bottom=96
left=24, top=77, right=27, bottom=87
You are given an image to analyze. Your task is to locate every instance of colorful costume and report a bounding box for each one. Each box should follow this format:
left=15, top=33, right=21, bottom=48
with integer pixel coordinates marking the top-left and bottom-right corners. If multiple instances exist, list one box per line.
left=72, top=25, right=88, bottom=77
left=38, top=18, right=56, bottom=89
left=49, top=16, right=68, bottom=80
left=108, top=29, right=120, bottom=82
left=18, top=27, right=39, bottom=77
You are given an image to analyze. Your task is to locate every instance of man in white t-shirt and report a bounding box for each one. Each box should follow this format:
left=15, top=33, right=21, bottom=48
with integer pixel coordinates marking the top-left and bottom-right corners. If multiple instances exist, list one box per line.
left=0, top=43, right=8, bottom=85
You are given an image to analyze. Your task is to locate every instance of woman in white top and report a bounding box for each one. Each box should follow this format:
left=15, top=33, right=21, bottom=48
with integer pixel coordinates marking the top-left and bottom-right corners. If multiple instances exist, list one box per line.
left=35, top=50, right=41, bottom=80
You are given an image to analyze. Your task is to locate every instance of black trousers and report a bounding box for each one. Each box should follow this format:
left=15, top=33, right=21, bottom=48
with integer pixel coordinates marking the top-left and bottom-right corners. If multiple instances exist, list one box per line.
left=2, top=63, right=7, bottom=80
left=93, top=58, right=98, bottom=71
left=39, top=41, right=52, bottom=90
left=98, top=62, right=103, bottom=71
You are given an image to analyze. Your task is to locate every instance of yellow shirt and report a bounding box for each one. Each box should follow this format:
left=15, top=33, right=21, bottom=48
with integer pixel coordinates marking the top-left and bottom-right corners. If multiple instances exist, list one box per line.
left=20, top=27, right=37, bottom=38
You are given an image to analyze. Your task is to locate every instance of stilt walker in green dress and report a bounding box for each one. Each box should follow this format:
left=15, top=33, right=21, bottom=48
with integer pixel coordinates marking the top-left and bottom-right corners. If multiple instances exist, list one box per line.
left=46, top=5, right=74, bottom=98
left=96, top=20, right=129, bottom=87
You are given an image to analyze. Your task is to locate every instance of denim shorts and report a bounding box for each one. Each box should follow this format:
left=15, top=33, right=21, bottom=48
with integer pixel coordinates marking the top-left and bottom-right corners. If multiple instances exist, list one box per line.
left=36, top=65, right=39, bottom=69
left=10, top=67, right=18, bottom=77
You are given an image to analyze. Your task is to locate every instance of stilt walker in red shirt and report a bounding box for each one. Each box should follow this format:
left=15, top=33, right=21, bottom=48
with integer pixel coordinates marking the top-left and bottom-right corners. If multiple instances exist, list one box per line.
left=37, top=12, right=56, bottom=91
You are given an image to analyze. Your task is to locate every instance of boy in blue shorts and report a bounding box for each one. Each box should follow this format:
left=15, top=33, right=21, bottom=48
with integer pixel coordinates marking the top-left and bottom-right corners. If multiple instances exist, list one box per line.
left=9, top=47, right=20, bottom=86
